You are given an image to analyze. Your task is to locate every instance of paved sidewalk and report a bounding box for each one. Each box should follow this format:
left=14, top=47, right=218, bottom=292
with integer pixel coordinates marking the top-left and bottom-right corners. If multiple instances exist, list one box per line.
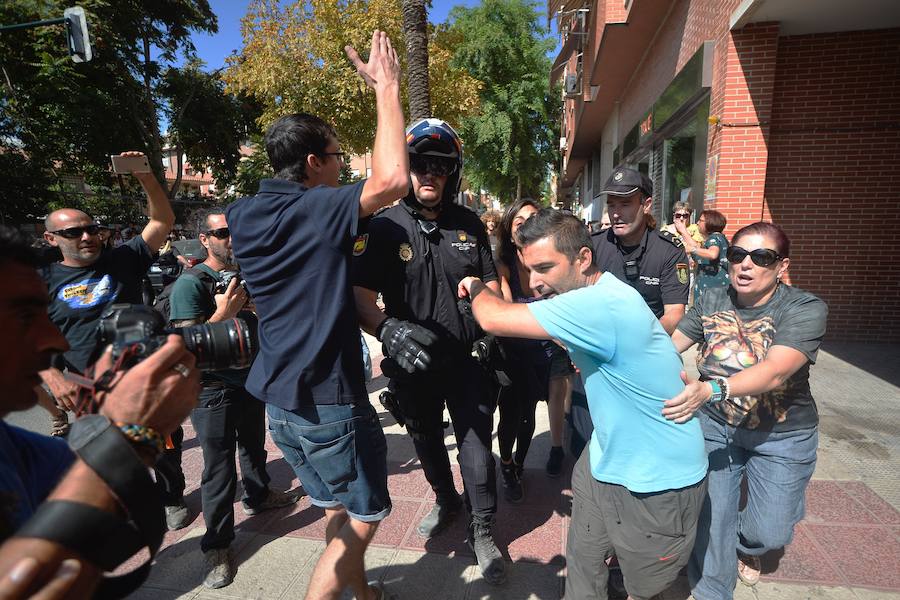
left=77, top=339, right=900, bottom=598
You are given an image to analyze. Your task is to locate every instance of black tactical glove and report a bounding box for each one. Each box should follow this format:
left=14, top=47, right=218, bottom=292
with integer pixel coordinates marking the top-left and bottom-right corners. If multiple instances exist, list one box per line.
left=376, top=317, right=438, bottom=374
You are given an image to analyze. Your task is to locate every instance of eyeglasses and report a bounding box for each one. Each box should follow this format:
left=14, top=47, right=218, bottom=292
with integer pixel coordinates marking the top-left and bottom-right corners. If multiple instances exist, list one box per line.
left=321, top=152, right=347, bottom=163
left=204, top=227, right=231, bottom=239
left=726, top=246, right=784, bottom=267
left=410, top=155, right=458, bottom=177
left=49, top=224, right=102, bottom=239
left=673, top=212, right=690, bottom=219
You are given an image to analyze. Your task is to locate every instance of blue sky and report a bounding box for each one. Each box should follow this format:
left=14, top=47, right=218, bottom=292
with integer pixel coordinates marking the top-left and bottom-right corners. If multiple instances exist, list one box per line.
left=188, top=0, right=507, bottom=71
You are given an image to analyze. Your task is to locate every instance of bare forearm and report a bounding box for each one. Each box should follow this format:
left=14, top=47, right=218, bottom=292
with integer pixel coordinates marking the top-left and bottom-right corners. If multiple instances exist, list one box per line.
left=659, top=307, right=684, bottom=335
left=353, top=287, right=387, bottom=336
left=136, top=174, right=174, bottom=228
left=469, top=280, right=509, bottom=333
left=361, top=82, right=408, bottom=216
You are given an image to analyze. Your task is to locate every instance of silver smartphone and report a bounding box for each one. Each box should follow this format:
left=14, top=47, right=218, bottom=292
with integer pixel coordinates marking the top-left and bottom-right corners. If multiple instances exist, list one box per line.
left=110, top=154, right=151, bottom=174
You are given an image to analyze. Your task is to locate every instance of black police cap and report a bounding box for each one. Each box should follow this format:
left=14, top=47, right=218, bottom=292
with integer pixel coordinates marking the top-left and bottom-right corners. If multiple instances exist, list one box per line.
left=601, top=167, right=653, bottom=197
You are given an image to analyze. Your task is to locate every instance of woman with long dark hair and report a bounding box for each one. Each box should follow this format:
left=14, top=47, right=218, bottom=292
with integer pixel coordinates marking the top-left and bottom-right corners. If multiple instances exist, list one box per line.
left=663, top=222, right=828, bottom=600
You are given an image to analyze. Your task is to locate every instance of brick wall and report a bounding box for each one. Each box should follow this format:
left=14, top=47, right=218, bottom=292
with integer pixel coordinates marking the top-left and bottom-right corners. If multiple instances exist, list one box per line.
left=764, top=29, right=900, bottom=341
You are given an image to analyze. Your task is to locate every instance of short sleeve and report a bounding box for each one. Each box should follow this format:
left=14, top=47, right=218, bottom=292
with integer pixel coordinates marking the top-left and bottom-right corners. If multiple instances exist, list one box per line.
left=352, top=217, right=393, bottom=292
left=527, top=285, right=615, bottom=362
left=116, top=235, right=155, bottom=273
left=659, top=245, right=690, bottom=305
left=304, top=180, right=364, bottom=244
left=773, top=292, right=828, bottom=363
left=168, top=274, right=210, bottom=321
left=676, top=297, right=705, bottom=342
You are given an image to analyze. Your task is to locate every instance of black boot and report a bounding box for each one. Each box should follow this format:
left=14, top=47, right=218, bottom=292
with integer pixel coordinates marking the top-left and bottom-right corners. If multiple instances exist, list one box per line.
left=500, top=461, right=524, bottom=504
left=417, top=494, right=463, bottom=538
left=546, top=446, right=564, bottom=478
left=468, top=516, right=507, bottom=585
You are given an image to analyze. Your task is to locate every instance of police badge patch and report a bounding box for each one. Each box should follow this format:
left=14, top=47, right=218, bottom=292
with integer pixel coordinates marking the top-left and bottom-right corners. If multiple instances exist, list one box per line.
left=353, top=234, right=368, bottom=256
left=399, top=243, right=414, bottom=262
left=676, top=263, right=689, bottom=285
left=458, top=231, right=467, bottom=242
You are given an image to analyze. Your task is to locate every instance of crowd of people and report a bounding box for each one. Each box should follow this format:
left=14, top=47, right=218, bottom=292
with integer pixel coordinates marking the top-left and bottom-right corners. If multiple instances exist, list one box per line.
left=0, top=29, right=829, bottom=600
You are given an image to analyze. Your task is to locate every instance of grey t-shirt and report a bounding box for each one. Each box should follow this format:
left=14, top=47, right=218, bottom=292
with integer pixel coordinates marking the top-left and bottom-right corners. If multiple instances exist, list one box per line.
left=677, top=283, right=828, bottom=432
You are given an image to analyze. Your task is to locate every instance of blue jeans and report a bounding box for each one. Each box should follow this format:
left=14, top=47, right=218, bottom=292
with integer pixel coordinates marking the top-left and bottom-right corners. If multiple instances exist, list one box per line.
left=689, top=411, right=818, bottom=600
left=267, top=402, right=391, bottom=522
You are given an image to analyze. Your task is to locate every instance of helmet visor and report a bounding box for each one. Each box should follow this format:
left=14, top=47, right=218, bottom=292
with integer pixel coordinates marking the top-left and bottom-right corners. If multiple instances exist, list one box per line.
left=410, top=155, right=458, bottom=177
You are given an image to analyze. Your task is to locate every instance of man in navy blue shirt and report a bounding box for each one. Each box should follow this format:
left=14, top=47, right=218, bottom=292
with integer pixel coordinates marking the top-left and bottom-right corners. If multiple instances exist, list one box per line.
left=226, top=30, right=410, bottom=600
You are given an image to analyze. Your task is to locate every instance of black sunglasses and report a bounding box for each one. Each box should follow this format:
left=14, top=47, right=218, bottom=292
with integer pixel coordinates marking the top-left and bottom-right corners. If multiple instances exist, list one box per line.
left=50, top=224, right=102, bottom=239
left=410, top=155, right=457, bottom=177
left=204, top=227, right=231, bottom=240
left=673, top=212, right=690, bottom=219
left=726, top=246, right=784, bottom=267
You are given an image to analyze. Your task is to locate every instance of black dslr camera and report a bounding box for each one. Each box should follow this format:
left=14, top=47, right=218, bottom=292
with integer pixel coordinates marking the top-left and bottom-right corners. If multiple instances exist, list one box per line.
left=215, top=270, right=248, bottom=294
left=99, top=304, right=256, bottom=371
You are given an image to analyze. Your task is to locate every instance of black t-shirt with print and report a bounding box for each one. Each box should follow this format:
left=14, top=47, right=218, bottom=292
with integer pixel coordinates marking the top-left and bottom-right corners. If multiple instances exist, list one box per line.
left=43, top=237, right=155, bottom=373
left=677, top=283, right=828, bottom=432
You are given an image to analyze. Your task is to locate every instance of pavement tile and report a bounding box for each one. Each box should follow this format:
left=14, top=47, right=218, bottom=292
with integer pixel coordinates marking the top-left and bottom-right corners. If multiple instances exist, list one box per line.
left=262, top=456, right=299, bottom=491
left=499, top=469, right=569, bottom=514
left=805, top=523, right=900, bottom=590
left=371, top=500, right=422, bottom=547
left=142, top=528, right=253, bottom=592
left=838, top=481, right=900, bottom=525
left=804, top=480, right=881, bottom=525
left=494, top=508, right=565, bottom=565
left=125, top=587, right=198, bottom=600
left=851, top=588, right=900, bottom=599
left=280, top=544, right=395, bottom=599
left=466, top=559, right=564, bottom=599
left=381, top=549, right=472, bottom=600
left=760, top=524, right=845, bottom=586
left=260, top=498, right=328, bottom=539
left=732, top=581, right=859, bottom=599
left=386, top=461, right=432, bottom=499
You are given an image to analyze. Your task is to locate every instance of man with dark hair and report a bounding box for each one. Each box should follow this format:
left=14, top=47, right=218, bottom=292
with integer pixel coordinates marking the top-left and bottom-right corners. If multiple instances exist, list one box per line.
left=37, top=152, right=188, bottom=529
left=166, top=207, right=300, bottom=588
left=0, top=225, right=201, bottom=597
left=458, top=209, right=707, bottom=600
left=353, top=117, right=506, bottom=585
left=592, top=166, right=689, bottom=334
left=225, top=31, right=409, bottom=600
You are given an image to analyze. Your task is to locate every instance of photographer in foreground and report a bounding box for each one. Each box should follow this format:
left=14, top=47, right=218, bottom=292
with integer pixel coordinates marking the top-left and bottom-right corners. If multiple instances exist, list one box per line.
left=165, top=207, right=300, bottom=589
left=0, top=225, right=200, bottom=598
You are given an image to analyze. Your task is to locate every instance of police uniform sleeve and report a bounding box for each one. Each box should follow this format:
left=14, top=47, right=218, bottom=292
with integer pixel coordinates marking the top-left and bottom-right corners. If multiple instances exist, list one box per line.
left=658, top=235, right=690, bottom=306
left=352, top=216, right=391, bottom=292
left=168, top=274, right=210, bottom=322
left=476, top=222, right=498, bottom=284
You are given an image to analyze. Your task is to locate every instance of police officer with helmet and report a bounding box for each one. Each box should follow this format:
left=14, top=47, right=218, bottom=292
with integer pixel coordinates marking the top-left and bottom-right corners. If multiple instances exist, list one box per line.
left=592, top=166, right=689, bottom=333
left=353, top=118, right=507, bottom=585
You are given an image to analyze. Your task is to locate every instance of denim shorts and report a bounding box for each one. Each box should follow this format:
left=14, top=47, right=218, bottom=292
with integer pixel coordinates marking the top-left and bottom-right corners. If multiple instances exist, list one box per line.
left=267, top=402, right=391, bottom=522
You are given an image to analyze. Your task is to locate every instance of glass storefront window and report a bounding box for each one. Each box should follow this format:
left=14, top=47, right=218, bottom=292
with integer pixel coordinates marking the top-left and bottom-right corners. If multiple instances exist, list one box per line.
left=661, top=99, right=709, bottom=225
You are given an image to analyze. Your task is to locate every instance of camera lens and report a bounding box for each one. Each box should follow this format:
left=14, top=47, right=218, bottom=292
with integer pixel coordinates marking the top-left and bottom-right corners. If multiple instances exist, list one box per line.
left=177, top=318, right=255, bottom=370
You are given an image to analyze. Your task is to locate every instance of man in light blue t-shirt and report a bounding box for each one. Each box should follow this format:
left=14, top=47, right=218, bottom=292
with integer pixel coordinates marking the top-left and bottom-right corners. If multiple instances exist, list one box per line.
left=458, top=209, right=707, bottom=600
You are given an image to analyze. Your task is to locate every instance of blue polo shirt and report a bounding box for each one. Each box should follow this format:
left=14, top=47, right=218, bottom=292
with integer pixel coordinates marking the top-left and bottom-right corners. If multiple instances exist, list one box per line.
left=528, top=273, right=707, bottom=493
left=226, top=178, right=368, bottom=409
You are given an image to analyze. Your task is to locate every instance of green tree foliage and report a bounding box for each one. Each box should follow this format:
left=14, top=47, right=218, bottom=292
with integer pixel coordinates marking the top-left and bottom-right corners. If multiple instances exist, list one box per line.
left=0, top=1, right=254, bottom=222
left=447, top=0, right=561, bottom=201
left=224, top=0, right=481, bottom=155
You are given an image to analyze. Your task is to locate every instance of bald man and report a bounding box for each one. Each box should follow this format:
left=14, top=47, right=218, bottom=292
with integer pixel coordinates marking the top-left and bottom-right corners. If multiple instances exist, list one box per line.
left=37, top=153, right=184, bottom=523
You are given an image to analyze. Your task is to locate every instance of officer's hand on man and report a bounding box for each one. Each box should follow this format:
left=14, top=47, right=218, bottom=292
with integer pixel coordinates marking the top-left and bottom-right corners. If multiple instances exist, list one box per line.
left=376, top=317, right=438, bottom=374
left=211, top=277, right=248, bottom=321
left=94, top=336, right=201, bottom=443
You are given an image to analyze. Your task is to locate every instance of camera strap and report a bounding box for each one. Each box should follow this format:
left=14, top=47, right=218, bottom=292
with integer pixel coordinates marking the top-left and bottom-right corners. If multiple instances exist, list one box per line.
left=64, top=348, right=135, bottom=416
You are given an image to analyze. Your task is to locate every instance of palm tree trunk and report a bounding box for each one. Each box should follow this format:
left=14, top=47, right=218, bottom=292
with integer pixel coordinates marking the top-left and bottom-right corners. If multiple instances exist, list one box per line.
left=402, top=0, right=431, bottom=120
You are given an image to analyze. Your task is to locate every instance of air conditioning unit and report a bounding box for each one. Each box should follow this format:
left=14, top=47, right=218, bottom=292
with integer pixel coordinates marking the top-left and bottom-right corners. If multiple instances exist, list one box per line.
left=565, top=74, right=581, bottom=97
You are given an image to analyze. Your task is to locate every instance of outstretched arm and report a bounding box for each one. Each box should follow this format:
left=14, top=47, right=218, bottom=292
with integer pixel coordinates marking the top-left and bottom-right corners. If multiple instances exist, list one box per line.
left=458, top=277, right=549, bottom=340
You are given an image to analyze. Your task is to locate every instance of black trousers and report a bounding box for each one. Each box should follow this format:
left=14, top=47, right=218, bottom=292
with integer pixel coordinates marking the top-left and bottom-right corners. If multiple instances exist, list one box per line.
left=391, top=356, right=498, bottom=519
left=154, top=425, right=185, bottom=505
left=190, top=385, right=271, bottom=552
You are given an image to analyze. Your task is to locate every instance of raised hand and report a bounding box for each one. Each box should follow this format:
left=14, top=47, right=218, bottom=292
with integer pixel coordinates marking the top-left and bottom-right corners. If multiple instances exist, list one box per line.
left=345, top=30, right=400, bottom=90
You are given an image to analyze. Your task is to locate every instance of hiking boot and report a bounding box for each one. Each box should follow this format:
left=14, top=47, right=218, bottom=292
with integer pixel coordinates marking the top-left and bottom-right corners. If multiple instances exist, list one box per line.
left=164, top=501, right=190, bottom=530
left=467, top=516, right=507, bottom=586
left=546, top=446, right=564, bottom=478
left=242, top=487, right=304, bottom=516
left=500, top=462, right=524, bottom=504
left=417, top=496, right=463, bottom=538
left=202, top=548, right=234, bottom=589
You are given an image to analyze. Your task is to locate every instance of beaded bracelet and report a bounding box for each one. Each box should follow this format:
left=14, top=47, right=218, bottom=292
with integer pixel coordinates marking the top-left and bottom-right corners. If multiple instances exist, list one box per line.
left=115, top=422, right=166, bottom=455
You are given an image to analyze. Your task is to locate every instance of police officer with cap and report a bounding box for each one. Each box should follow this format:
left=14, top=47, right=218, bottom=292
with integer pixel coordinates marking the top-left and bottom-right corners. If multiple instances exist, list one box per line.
left=353, top=118, right=506, bottom=586
left=592, top=166, right=689, bottom=333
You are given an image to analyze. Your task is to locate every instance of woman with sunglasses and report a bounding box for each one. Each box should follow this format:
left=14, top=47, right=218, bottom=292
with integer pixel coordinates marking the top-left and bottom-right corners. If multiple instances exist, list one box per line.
left=663, top=222, right=828, bottom=600
left=676, top=209, right=730, bottom=298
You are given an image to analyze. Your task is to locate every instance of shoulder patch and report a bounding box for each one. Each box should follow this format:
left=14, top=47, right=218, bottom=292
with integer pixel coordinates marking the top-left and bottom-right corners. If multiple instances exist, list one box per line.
left=676, top=263, right=689, bottom=285
left=353, top=234, right=368, bottom=256
left=658, top=229, right=684, bottom=248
